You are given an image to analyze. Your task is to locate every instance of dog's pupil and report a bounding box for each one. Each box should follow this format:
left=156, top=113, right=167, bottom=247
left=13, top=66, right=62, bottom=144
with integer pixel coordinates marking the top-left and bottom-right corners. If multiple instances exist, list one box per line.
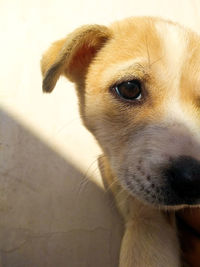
left=116, top=80, right=141, bottom=100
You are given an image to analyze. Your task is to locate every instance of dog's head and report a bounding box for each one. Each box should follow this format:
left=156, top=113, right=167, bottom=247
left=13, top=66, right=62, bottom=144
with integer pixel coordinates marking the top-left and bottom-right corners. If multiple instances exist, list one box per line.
left=41, top=17, right=200, bottom=208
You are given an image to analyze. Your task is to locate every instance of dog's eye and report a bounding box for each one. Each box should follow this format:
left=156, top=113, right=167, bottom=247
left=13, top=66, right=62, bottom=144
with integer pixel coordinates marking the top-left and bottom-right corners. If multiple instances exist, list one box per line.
left=114, top=80, right=142, bottom=101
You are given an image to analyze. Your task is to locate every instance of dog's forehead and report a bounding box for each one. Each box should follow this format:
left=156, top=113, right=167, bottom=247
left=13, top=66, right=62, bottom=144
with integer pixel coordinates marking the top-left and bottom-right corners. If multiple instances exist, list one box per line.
left=109, top=17, right=199, bottom=66
left=87, top=17, right=200, bottom=99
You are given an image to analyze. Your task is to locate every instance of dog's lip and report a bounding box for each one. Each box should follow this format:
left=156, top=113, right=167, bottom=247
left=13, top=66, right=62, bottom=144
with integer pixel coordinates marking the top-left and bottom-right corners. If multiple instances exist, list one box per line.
left=152, top=192, right=200, bottom=209
left=118, top=162, right=200, bottom=208
left=123, top=179, right=200, bottom=208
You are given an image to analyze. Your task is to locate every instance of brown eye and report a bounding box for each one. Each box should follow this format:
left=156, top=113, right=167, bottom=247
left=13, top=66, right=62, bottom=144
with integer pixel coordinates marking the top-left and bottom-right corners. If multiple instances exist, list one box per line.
left=114, top=80, right=142, bottom=101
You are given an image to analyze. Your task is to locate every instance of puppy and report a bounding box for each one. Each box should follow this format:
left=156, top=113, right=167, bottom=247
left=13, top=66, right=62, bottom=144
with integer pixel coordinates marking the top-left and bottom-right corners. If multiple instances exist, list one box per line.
left=41, top=17, right=200, bottom=266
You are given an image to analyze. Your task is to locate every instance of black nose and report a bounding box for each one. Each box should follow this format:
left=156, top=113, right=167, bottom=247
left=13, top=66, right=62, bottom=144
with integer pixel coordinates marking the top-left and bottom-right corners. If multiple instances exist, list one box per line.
left=165, top=156, right=200, bottom=199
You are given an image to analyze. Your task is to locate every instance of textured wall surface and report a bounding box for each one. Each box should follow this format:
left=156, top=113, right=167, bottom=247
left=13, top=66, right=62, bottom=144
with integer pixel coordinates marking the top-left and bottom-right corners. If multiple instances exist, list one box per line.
left=1, top=0, right=200, bottom=266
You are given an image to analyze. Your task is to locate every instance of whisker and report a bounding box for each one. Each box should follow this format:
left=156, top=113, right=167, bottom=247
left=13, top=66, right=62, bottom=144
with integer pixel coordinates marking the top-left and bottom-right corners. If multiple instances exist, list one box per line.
left=77, top=158, right=99, bottom=195
left=55, top=116, right=81, bottom=135
left=77, top=178, right=90, bottom=195
left=145, top=35, right=151, bottom=68
left=104, top=176, right=119, bottom=192
left=83, top=158, right=99, bottom=178
left=55, top=114, right=96, bottom=135
left=149, top=57, right=163, bottom=67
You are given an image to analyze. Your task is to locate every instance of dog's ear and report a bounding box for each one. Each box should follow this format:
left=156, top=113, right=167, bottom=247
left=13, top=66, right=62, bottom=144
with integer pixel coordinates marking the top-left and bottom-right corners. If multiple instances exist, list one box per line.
left=41, top=25, right=111, bottom=93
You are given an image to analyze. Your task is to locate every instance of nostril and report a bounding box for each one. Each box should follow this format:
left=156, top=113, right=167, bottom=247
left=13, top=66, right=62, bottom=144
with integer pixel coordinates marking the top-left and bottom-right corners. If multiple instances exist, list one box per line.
left=164, top=156, right=200, bottom=199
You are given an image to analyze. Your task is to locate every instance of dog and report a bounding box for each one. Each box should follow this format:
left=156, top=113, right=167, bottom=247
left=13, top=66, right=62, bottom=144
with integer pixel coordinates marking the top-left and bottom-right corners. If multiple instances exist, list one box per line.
left=41, top=17, right=200, bottom=266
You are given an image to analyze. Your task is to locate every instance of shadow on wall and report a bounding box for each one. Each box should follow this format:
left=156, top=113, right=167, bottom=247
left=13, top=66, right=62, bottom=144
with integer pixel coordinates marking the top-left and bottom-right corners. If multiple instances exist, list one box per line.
left=0, top=108, right=123, bottom=267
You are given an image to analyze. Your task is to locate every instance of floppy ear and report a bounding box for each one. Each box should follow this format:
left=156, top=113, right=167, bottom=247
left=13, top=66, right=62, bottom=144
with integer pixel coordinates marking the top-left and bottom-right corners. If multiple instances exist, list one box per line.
left=41, top=25, right=111, bottom=93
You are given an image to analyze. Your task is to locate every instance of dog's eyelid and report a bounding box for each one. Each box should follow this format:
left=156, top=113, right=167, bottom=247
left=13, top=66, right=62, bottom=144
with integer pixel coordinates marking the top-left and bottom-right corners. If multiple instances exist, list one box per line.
left=100, top=58, right=150, bottom=90
left=106, top=71, right=150, bottom=91
left=109, top=76, right=143, bottom=90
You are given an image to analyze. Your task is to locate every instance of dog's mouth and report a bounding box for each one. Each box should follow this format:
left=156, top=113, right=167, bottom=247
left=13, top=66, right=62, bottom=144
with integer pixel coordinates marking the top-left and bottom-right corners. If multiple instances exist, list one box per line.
left=123, top=180, right=200, bottom=209
left=120, top=155, right=200, bottom=208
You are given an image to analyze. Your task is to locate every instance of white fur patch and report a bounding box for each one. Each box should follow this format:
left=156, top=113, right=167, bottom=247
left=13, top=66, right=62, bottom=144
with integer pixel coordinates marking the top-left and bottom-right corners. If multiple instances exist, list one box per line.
left=155, top=22, right=197, bottom=131
left=155, top=21, right=187, bottom=86
left=165, top=99, right=198, bottom=133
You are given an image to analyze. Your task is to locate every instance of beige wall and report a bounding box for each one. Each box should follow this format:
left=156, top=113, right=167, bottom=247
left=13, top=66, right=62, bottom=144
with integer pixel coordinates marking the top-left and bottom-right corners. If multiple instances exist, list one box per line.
left=1, top=0, right=200, bottom=266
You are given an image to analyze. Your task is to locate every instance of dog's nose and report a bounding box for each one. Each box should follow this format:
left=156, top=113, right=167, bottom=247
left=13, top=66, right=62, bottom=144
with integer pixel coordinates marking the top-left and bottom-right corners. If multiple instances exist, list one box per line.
left=165, top=156, right=200, bottom=199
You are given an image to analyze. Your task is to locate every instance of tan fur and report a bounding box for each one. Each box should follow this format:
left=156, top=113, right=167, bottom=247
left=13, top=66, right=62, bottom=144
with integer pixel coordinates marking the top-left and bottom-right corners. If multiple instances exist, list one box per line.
left=41, top=17, right=200, bottom=266
left=98, top=155, right=180, bottom=267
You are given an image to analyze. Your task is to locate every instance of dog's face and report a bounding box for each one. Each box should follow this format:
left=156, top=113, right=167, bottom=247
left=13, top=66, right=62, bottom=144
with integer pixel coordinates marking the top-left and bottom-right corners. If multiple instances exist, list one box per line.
left=41, top=17, right=200, bottom=208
